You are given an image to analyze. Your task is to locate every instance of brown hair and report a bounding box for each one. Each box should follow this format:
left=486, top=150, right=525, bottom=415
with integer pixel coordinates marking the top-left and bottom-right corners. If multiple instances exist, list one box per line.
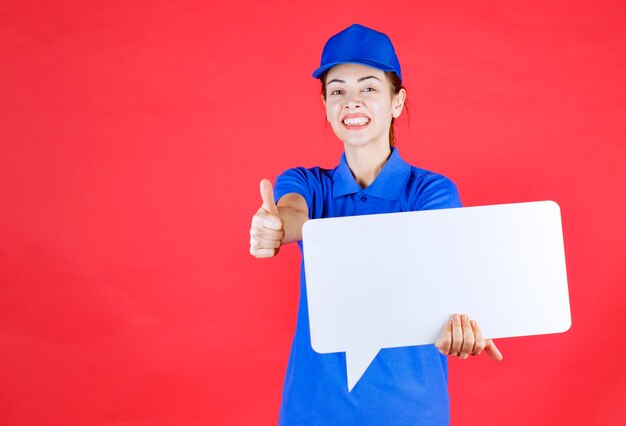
left=319, top=70, right=406, bottom=146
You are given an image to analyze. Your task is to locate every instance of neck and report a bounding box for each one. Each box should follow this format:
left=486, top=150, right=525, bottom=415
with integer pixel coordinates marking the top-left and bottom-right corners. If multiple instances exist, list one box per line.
left=344, top=142, right=392, bottom=188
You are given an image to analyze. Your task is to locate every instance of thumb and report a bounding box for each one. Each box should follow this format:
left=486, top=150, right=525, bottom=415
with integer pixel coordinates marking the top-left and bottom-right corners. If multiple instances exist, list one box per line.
left=485, top=339, right=503, bottom=362
left=260, top=178, right=279, bottom=215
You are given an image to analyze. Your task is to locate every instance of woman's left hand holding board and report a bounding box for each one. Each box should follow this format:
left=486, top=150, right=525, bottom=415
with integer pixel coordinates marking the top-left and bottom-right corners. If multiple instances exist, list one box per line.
left=435, top=314, right=503, bottom=361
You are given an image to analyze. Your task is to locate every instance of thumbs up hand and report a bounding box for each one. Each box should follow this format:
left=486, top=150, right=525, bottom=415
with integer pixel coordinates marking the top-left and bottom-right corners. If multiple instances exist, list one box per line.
left=250, top=179, right=285, bottom=258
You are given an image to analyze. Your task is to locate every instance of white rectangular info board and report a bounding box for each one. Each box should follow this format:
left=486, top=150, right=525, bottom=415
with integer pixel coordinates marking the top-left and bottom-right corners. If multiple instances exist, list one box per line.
left=302, top=200, right=571, bottom=391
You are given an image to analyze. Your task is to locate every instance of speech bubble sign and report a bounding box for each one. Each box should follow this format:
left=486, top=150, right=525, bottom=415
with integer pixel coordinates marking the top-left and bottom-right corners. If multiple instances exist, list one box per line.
left=302, top=201, right=571, bottom=392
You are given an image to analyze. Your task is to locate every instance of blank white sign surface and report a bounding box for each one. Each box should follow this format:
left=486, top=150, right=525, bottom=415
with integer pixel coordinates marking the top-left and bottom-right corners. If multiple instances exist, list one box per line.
left=302, top=200, right=571, bottom=391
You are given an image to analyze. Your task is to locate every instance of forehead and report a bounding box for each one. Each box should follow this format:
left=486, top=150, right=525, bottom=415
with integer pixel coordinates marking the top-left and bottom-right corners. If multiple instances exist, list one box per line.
left=326, top=63, right=386, bottom=83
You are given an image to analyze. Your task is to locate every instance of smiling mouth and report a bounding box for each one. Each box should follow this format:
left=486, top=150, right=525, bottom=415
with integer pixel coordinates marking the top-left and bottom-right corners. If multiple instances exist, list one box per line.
left=342, top=117, right=371, bottom=128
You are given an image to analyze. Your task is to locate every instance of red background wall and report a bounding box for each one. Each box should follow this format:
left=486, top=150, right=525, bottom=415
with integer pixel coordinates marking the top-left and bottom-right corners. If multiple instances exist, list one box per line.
left=1, top=1, right=625, bottom=425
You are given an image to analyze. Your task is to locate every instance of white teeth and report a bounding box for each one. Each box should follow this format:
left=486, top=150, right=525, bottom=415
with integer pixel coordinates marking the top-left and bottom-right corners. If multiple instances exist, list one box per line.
left=343, top=117, right=370, bottom=126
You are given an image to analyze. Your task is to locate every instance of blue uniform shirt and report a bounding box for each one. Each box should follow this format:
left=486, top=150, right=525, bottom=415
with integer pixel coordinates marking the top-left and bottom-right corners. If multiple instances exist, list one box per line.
left=274, top=146, right=462, bottom=425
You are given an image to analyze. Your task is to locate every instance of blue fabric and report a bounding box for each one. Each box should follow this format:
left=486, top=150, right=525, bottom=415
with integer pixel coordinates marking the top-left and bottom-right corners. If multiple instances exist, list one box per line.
left=274, top=147, right=462, bottom=426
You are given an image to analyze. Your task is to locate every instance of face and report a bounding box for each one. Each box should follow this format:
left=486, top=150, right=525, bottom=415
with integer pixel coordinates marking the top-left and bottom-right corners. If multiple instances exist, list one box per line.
left=322, top=63, right=405, bottom=149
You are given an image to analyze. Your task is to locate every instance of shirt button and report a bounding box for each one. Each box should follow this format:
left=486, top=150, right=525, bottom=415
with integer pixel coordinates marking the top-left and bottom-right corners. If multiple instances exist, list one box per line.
left=360, top=196, right=367, bottom=202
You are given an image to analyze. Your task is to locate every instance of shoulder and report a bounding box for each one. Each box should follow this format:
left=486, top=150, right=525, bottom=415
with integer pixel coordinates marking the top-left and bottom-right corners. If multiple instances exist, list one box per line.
left=408, top=165, right=459, bottom=192
left=276, top=165, right=335, bottom=182
left=404, top=165, right=462, bottom=210
left=273, top=165, right=336, bottom=203
left=274, top=165, right=336, bottom=191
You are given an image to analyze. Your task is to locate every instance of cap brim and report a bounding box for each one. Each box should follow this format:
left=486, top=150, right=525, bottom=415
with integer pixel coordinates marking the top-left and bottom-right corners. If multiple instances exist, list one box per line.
left=312, top=60, right=400, bottom=81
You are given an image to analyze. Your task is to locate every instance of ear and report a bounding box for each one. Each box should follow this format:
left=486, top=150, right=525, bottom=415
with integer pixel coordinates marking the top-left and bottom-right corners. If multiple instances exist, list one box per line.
left=321, top=94, right=331, bottom=122
left=392, top=88, right=407, bottom=119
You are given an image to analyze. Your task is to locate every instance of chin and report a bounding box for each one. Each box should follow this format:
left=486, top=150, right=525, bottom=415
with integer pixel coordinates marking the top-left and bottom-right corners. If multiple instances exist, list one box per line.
left=340, top=133, right=384, bottom=149
left=339, top=138, right=368, bottom=148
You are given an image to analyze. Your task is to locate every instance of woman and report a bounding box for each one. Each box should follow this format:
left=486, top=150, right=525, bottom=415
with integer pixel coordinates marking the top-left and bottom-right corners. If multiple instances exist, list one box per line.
left=249, top=23, right=502, bottom=425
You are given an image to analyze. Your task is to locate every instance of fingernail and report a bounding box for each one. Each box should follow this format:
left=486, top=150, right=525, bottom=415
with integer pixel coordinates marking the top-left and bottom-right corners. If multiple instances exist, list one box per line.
left=462, top=314, right=468, bottom=321
left=470, top=320, right=476, bottom=327
left=453, top=314, right=460, bottom=321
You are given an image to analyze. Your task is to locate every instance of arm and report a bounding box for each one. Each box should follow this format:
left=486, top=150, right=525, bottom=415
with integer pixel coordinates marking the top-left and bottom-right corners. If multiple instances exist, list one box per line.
left=277, top=192, right=309, bottom=245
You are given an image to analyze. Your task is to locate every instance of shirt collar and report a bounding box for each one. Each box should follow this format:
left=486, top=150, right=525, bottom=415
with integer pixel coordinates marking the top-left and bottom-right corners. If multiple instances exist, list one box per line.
left=332, top=146, right=411, bottom=200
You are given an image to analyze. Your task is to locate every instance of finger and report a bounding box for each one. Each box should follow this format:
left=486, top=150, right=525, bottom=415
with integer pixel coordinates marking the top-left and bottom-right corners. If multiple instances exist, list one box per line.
left=459, top=314, right=474, bottom=359
left=434, top=320, right=453, bottom=355
left=250, top=246, right=278, bottom=258
left=254, top=208, right=284, bottom=231
left=470, top=320, right=486, bottom=356
left=260, top=179, right=279, bottom=215
left=253, top=227, right=285, bottom=241
left=485, top=339, right=503, bottom=362
left=251, top=237, right=281, bottom=250
left=450, top=314, right=463, bottom=356
left=263, top=216, right=284, bottom=231
left=250, top=225, right=284, bottom=244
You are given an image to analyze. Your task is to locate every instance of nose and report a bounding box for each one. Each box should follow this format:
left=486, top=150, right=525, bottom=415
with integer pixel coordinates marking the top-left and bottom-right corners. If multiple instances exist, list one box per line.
left=344, top=92, right=363, bottom=110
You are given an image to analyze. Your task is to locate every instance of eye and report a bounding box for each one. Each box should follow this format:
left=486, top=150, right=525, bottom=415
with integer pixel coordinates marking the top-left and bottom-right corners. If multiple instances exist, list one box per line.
left=330, top=89, right=343, bottom=95
left=363, top=87, right=376, bottom=92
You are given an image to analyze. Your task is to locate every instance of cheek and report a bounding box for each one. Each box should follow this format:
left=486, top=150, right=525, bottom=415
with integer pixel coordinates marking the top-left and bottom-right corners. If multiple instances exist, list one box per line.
left=370, top=102, right=392, bottom=121
left=326, top=103, right=342, bottom=121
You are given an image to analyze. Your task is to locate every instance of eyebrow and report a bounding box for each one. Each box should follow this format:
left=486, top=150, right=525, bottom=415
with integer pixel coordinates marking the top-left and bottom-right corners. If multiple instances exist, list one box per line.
left=326, top=76, right=381, bottom=85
